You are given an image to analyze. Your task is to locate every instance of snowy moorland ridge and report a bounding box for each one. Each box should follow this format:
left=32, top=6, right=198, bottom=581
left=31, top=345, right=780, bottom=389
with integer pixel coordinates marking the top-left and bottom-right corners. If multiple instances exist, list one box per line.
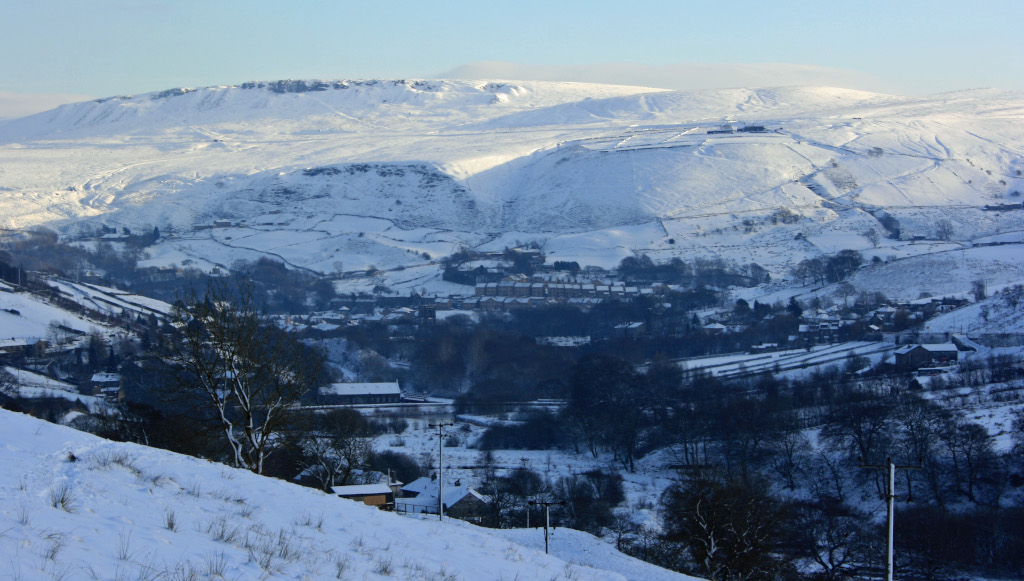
left=0, top=79, right=1023, bottom=299
left=0, top=407, right=695, bottom=580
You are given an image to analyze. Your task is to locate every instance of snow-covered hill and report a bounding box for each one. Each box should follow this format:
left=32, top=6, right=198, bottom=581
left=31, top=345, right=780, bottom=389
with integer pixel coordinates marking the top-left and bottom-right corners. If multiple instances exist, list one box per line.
left=0, top=408, right=696, bottom=580
left=0, top=79, right=1022, bottom=299
left=0, top=277, right=169, bottom=344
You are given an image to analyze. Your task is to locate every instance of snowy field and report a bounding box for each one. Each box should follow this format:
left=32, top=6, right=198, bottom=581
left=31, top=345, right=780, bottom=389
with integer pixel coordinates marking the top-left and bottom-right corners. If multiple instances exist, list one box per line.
left=0, top=81, right=1021, bottom=303
left=0, top=408, right=700, bottom=581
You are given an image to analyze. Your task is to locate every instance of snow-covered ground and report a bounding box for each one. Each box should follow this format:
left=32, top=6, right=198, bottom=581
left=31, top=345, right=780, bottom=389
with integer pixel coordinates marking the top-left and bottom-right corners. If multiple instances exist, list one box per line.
left=1, top=366, right=90, bottom=403
left=0, top=282, right=105, bottom=342
left=0, top=81, right=1021, bottom=302
left=0, top=276, right=169, bottom=346
left=0, top=408, right=699, bottom=580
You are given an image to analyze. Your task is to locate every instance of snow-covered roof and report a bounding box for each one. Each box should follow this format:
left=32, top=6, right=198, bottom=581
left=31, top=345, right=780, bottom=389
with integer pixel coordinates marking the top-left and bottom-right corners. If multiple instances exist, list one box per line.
left=536, top=336, right=591, bottom=347
left=90, top=372, right=120, bottom=383
left=400, top=478, right=487, bottom=509
left=319, top=382, right=401, bottom=396
left=402, top=476, right=437, bottom=495
left=331, top=483, right=393, bottom=497
left=614, top=322, right=644, bottom=329
left=895, top=343, right=959, bottom=354
left=0, top=338, right=31, bottom=349
left=921, top=343, right=959, bottom=352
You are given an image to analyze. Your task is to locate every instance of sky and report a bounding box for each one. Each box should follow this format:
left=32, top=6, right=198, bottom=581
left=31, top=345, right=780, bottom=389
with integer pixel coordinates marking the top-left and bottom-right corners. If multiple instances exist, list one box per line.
left=1, top=0, right=1021, bottom=118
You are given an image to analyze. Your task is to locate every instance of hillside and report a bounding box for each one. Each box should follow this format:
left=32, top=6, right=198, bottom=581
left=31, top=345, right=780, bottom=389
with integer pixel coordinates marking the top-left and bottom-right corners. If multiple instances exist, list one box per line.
left=0, top=80, right=1021, bottom=301
left=0, top=276, right=169, bottom=343
left=0, top=407, right=695, bottom=580
left=1, top=80, right=1023, bottom=580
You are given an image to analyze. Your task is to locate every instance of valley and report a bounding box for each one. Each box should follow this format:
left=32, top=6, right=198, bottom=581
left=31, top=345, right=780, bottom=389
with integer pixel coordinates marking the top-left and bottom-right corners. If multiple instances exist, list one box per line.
left=1, top=79, right=1023, bottom=580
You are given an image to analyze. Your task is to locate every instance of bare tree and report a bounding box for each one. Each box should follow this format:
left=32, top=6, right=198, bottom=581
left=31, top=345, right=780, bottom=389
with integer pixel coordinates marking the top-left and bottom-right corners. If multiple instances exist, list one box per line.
left=935, top=219, right=954, bottom=241
left=661, top=476, right=793, bottom=581
left=766, top=422, right=812, bottom=490
left=1003, top=284, right=1024, bottom=311
left=159, top=277, right=324, bottom=474
left=792, top=499, right=871, bottom=581
left=971, top=278, right=987, bottom=302
left=834, top=282, right=857, bottom=308
left=937, top=413, right=997, bottom=502
left=47, top=321, right=75, bottom=350
left=298, top=409, right=372, bottom=490
left=861, top=228, right=880, bottom=248
left=0, top=368, right=14, bottom=392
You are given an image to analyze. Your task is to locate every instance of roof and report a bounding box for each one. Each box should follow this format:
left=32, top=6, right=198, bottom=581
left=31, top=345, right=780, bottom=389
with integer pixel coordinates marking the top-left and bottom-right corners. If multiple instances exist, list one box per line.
left=399, top=478, right=488, bottom=510
left=921, top=343, right=959, bottom=352
left=331, top=483, right=393, bottom=497
left=402, top=476, right=437, bottom=495
left=320, top=382, right=401, bottom=397
left=614, top=322, right=644, bottom=329
left=0, top=338, right=31, bottom=349
left=895, top=343, right=959, bottom=354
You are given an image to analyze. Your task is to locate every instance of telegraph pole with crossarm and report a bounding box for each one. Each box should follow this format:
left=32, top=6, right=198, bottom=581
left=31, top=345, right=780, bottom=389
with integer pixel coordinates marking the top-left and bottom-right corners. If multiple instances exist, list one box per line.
left=860, top=457, right=921, bottom=581
left=529, top=500, right=566, bottom=554
left=429, top=421, right=455, bottom=521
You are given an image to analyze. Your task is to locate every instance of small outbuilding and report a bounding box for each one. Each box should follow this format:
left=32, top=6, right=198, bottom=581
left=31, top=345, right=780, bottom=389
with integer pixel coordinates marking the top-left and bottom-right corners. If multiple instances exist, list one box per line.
left=331, top=483, right=395, bottom=510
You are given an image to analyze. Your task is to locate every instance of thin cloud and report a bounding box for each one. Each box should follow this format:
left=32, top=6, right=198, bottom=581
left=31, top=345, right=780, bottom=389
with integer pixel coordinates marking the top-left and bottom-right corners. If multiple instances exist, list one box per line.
left=0, top=91, right=94, bottom=120
left=439, top=61, right=888, bottom=93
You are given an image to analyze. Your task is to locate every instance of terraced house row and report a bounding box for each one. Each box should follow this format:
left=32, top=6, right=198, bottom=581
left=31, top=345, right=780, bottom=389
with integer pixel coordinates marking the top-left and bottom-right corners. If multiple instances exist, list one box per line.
left=474, top=279, right=656, bottom=300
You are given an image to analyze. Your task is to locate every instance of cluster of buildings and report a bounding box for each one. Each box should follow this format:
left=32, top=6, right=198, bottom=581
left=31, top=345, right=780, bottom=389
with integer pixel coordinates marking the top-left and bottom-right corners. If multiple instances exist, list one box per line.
left=282, top=275, right=693, bottom=329
left=474, top=278, right=653, bottom=300
left=794, top=297, right=969, bottom=344
left=331, top=476, right=489, bottom=524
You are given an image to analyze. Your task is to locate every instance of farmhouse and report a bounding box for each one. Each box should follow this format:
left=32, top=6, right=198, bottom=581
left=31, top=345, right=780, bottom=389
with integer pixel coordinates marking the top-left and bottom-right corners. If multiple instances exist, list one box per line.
left=894, top=343, right=961, bottom=371
left=318, top=382, right=402, bottom=405
left=397, top=477, right=490, bottom=524
left=0, top=338, right=33, bottom=358
left=79, top=372, right=123, bottom=400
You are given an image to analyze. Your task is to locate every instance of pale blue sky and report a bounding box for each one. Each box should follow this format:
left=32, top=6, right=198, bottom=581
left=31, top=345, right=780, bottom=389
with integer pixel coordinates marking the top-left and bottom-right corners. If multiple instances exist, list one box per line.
left=1, top=0, right=1021, bottom=116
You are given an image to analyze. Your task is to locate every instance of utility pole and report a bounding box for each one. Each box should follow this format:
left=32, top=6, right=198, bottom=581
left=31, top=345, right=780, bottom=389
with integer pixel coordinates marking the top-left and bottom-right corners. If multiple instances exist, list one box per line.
left=429, top=421, right=454, bottom=521
left=528, top=500, right=566, bottom=554
left=860, top=457, right=921, bottom=581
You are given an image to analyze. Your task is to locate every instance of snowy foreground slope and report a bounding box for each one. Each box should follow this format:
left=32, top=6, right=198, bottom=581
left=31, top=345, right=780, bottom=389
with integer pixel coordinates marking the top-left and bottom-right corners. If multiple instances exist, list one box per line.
left=0, top=409, right=696, bottom=581
left=0, top=80, right=1021, bottom=298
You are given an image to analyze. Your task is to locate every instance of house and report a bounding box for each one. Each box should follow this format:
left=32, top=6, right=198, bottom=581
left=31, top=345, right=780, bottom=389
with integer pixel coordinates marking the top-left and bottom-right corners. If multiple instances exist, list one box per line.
left=536, top=336, right=591, bottom=347
left=318, top=382, right=402, bottom=405
left=614, top=321, right=646, bottom=337
left=331, top=483, right=395, bottom=510
left=0, top=338, right=34, bottom=359
left=702, top=322, right=727, bottom=335
left=397, top=477, right=490, bottom=524
left=894, top=344, right=961, bottom=371
left=80, top=372, right=122, bottom=399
